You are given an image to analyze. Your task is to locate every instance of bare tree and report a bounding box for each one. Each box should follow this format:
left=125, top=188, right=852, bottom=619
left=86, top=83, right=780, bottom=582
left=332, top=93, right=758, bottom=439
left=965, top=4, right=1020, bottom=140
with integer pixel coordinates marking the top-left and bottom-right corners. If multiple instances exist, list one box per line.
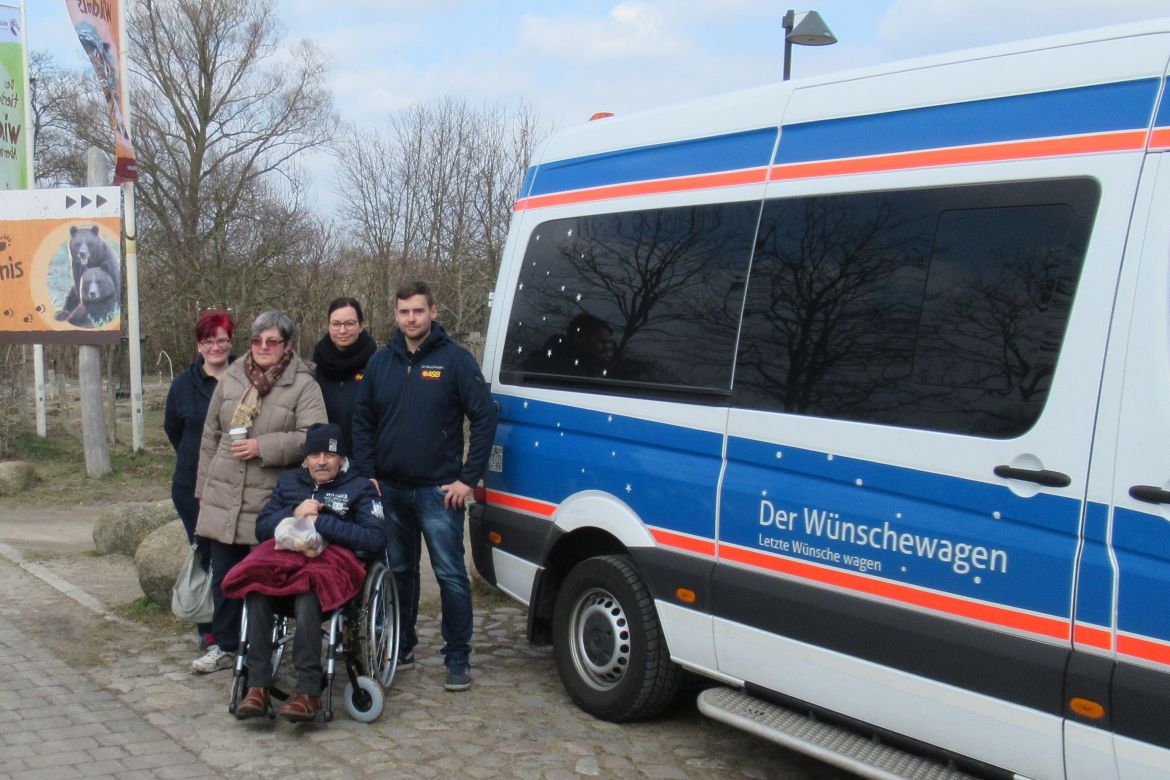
left=28, top=51, right=90, bottom=188
left=126, top=0, right=337, bottom=358
left=333, top=125, right=409, bottom=333
left=335, top=98, right=542, bottom=340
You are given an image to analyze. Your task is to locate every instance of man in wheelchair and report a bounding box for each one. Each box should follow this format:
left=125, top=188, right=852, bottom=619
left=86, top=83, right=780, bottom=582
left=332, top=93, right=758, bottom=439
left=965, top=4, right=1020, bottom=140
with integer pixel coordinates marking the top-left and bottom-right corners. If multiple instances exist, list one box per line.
left=225, top=422, right=387, bottom=722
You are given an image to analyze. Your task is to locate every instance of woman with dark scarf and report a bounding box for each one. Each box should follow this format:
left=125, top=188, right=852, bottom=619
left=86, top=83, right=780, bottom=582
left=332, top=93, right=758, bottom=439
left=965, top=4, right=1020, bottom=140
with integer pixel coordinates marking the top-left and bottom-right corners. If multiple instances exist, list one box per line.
left=190, top=310, right=327, bottom=673
left=312, top=297, right=378, bottom=457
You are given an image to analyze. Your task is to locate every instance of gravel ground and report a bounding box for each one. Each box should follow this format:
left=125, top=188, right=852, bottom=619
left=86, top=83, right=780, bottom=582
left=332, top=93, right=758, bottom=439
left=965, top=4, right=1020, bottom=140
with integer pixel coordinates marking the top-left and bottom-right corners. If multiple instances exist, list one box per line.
left=0, top=503, right=849, bottom=779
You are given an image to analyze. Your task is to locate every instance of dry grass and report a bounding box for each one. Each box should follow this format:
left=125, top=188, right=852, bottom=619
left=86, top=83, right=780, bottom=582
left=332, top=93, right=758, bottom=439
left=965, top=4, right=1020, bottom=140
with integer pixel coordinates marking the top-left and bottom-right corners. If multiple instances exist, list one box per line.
left=113, top=596, right=190, bottom=638
left=4, top=384, right=175, bottom=507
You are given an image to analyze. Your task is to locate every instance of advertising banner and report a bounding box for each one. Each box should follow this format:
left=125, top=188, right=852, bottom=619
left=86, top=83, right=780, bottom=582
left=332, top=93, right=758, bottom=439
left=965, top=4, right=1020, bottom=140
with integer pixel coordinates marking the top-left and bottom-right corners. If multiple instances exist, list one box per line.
left=0, top=4, right=28, bottom=189
left=65, top=0, right=137, bottom=183
left=0, top=186, right=123, bottom=345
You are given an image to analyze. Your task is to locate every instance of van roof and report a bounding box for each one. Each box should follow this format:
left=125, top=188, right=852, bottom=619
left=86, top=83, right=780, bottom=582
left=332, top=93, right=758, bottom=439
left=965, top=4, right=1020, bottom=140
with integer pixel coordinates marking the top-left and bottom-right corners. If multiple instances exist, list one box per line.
left=535, top=17, right=1170, bottom=167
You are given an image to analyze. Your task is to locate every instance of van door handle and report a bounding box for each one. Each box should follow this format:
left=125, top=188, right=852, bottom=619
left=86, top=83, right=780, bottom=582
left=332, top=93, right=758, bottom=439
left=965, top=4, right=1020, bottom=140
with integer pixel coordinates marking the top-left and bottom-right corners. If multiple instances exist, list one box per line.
left=993, top=465, right=1071, bottom=488
left=1129, top=485, right=1170, bottom=504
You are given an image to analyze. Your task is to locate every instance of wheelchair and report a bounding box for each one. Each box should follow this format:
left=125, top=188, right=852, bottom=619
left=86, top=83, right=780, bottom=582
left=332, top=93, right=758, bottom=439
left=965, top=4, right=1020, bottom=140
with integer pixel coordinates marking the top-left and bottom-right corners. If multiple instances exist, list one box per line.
left=227, top=558, right=400, bottom=722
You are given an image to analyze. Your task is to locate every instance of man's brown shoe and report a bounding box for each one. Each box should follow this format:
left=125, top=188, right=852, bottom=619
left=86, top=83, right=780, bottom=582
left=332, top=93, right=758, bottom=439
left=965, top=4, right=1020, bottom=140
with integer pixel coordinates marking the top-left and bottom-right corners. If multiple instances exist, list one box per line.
left=278, top=692, right=320, bottom=722
left=235, top=687, right=269, bottom=719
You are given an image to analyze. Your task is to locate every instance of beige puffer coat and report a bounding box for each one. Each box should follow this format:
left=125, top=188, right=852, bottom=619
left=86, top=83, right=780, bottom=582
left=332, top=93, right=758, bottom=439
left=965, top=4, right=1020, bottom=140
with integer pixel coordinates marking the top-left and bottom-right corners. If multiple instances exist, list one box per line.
left=194, top=352, right=326, bottom=545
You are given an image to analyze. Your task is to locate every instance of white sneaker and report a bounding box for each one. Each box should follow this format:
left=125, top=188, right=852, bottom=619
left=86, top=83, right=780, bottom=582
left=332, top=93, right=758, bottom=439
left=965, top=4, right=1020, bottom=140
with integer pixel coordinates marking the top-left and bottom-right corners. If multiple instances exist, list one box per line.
left=191, top=644, right=233, bottom=674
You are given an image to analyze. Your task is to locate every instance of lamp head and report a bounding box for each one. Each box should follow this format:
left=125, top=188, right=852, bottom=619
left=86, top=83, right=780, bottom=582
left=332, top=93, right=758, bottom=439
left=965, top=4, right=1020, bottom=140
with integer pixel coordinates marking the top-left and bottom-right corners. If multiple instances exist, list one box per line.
left=786, top=10, right=836, bottom=46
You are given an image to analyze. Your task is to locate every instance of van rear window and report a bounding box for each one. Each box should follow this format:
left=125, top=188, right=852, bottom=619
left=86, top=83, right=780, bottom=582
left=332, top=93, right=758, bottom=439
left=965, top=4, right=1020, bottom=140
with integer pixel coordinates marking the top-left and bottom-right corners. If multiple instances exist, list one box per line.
left=500, top=203, right=760, bottom=393
left=733, top=178, right=1100, bottom=437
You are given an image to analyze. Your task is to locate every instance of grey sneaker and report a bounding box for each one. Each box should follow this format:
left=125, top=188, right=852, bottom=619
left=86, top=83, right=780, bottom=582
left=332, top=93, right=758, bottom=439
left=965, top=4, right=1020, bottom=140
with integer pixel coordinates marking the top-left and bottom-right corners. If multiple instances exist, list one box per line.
left=191, top=644, right=233, bottom=674
left=444, top=662, right=471, bottom=692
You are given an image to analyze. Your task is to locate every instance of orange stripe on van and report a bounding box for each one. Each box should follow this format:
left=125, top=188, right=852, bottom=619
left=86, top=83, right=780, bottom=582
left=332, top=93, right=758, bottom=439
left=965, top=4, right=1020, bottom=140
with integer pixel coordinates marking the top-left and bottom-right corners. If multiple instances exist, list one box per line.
left=485, top=489, right=556, bottom=518
left=514, top=167, right=769, bottom=212
left=650, top=528, right=717, bottom=557
left=1073, top=623, right=1113, bottom=651
left=721, top=544, right=1070, bottom=640
left=1117, top=634, right=1170, bottom=666
left=769, top=130, right=1148, bottom=181
left=1150, top=127, right=1170, bottom=149
left=491, top=490, right=1080, bottom=643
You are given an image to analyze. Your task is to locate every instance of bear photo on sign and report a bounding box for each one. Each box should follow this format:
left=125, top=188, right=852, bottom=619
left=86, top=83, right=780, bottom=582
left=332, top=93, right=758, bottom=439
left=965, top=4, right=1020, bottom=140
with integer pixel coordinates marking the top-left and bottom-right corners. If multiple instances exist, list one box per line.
left=53, top=224, right=121, bottom=327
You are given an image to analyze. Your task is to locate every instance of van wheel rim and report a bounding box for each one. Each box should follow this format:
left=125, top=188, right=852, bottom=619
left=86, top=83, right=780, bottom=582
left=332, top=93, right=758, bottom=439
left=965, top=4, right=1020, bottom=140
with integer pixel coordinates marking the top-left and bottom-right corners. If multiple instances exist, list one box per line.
left=569, top=587, right=630, bottom=691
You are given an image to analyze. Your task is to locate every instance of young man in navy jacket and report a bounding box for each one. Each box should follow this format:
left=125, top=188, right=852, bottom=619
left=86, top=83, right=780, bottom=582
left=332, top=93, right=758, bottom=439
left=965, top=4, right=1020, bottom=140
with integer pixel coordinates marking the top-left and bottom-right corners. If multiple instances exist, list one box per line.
left=234, top=422, right=387, bottom=721
left=351, top=280, right=497, bottom=691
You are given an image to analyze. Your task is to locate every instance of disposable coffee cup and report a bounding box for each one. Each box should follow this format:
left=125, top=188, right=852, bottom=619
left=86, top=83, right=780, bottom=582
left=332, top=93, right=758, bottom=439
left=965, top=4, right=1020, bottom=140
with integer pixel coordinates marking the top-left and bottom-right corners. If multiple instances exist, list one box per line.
left=229, top=427, right=247, bottom=442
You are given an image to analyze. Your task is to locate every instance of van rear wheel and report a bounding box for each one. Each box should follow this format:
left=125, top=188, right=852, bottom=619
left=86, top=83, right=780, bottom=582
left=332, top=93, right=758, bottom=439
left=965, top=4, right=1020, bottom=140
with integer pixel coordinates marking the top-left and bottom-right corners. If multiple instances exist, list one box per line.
left=552, top=554, right=680, bottom=721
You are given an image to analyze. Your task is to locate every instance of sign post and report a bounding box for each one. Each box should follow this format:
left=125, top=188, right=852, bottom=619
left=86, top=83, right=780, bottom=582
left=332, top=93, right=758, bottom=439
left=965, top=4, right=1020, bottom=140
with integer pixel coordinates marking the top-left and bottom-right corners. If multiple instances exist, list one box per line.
left=67, top=0, right=142, bottom=450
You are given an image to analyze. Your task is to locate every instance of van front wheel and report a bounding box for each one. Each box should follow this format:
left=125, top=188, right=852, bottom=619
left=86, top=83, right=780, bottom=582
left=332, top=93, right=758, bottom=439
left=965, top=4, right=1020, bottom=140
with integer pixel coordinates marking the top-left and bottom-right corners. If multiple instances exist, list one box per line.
left=552, top=554, right=680, bottom=721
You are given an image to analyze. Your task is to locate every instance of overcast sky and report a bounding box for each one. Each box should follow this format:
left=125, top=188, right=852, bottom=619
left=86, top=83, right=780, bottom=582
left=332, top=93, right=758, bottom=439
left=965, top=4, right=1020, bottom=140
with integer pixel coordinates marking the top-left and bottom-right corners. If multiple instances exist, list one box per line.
left=20, top=1, right=1170, bottom=215
left=25, top=1, right=1170, bottom=131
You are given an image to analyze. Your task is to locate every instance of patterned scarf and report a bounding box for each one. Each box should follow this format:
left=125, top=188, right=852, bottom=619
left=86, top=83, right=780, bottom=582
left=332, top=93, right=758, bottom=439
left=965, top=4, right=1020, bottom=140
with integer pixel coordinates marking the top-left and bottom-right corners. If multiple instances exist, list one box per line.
left=230, top=350, right=293, bottom=429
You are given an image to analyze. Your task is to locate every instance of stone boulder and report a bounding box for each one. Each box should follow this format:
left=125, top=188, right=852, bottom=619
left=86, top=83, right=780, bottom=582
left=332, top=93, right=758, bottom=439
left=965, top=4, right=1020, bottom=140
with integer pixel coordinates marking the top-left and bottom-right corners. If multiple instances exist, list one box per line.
left=0, top=461, right=36, bottom=496
left=134, top=520, right=190, bottom=607
left=93, top=499, right=177, bottom=557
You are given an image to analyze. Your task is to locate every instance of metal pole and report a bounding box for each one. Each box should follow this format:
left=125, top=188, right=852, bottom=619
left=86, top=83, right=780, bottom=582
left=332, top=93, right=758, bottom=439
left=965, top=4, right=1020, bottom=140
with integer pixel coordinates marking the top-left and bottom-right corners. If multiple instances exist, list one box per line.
left=782, top=9, right=794, bottom=81
left=123, top=182, right=143, bottom=450
left=18, top=0, right=47, bottom=435
left=33, top=344, right=45, bottom=436
left=117, top=1, right=144, bottom=451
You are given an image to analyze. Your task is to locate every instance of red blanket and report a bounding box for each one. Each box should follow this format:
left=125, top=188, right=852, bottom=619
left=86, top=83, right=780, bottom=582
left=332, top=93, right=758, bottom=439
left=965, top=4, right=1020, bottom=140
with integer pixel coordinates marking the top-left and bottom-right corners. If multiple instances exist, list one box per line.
left=221, top=539, right=366, bottom=612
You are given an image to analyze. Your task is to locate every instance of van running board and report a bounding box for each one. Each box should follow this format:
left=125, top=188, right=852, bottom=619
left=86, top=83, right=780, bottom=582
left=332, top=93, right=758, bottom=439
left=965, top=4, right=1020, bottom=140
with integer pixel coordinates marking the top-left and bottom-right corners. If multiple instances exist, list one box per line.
left=697, top=687, right=978, bottom=780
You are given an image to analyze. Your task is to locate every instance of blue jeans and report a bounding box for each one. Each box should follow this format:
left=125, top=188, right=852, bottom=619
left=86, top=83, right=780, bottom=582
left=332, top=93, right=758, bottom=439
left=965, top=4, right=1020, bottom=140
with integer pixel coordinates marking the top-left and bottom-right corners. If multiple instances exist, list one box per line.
left=382, top=483, right=472, bottom=666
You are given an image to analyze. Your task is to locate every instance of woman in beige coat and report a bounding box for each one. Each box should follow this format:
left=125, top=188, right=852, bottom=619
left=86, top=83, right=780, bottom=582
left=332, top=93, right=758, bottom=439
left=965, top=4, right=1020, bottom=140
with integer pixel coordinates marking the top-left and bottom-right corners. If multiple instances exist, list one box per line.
left=191, top=310, right=327, bottom=673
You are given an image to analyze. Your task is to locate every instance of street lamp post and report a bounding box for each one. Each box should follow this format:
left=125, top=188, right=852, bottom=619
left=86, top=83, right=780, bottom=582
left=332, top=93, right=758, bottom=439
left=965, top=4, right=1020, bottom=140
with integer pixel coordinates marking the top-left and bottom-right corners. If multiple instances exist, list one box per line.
left=782, top=9, right=837, bottom=81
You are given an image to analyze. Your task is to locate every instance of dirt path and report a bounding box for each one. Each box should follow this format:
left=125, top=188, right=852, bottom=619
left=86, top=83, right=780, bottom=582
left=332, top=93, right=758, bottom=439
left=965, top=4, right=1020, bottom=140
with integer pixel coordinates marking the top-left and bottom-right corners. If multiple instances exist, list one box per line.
left=2, top=506, right=107, bottom=550
left=0, top=505, right=146, bottom=608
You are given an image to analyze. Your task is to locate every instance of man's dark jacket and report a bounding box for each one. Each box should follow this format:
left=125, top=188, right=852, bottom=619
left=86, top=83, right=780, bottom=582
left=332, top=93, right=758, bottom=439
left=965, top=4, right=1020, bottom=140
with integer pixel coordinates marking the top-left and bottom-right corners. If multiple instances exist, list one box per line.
left=351, top=322, right=497, bottom=487
left=254, top=463, right=386, bottom=556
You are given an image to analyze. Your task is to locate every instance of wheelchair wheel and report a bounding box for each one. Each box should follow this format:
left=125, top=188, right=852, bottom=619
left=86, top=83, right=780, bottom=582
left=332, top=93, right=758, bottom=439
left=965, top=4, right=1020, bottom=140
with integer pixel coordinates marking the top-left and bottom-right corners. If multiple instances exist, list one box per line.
left=343, top=675, right=384, bottom=723
left=358, top=562, right=400, bottom=688
left=270, top=615, right=292, bottom=677
left=228, top=664, right=248, bottom=715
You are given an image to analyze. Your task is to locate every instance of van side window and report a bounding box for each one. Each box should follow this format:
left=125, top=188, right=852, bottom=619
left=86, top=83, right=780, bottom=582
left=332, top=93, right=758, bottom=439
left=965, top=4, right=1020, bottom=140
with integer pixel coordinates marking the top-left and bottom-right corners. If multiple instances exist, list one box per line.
left=500, top=203, right=759, bottom=393
left=733, top=179, right=1100, bottom=437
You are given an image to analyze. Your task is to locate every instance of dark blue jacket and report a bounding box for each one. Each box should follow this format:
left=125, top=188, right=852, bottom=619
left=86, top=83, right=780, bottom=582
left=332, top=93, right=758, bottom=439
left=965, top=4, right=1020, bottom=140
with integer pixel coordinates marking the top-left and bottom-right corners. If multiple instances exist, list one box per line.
left=351, top=322, right=497, bottom=486
left=254, top=463, right=387, bottom=556
left=317, top=370, right=364, bottom=458
left=164, top=357, right=221, bottom=489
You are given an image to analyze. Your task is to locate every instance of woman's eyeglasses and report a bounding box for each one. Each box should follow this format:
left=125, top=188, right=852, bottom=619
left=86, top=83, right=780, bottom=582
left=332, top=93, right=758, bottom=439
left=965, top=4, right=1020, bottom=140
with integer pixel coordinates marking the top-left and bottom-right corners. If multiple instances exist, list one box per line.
left=199, top=338, right=231, bottom=348
left=329, top=320, right=360, bottom=330
left=250, top=337, right=285, bottom=348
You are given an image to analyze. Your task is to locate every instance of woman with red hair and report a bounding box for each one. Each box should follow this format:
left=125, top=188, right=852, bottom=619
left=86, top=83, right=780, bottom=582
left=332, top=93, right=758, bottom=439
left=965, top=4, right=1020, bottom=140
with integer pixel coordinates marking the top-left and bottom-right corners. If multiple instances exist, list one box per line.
left=164, top=309, right=235, bottom=651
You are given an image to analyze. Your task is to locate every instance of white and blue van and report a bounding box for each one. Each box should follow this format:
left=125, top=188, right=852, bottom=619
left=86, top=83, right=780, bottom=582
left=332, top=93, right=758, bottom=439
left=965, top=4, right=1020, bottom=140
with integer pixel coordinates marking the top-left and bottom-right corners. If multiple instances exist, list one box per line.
left=469, top=18, right=1170, bottom=779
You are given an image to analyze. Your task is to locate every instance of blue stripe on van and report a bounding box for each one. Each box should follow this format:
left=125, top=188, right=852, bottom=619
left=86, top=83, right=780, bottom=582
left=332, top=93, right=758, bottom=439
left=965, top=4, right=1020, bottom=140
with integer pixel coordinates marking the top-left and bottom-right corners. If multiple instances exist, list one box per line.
left=721, top=435, right=1079, bottom=618
left=515, top=79, right=1163, bottom=209
left=773, top=79, right=1160, bottom=166
left=1156, top=77, right=1170, bottom=126
left=488, top=395, right=1080, bottom=622
left=491, top=395, right=724, bottom=541
left=518, top=166, right=537, bottom=199
left=525, top=128, right=778, bottom=198
left=1074, top=502, right=1114, bottom=634
left=1113, top=506, right=1170, bottom=646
